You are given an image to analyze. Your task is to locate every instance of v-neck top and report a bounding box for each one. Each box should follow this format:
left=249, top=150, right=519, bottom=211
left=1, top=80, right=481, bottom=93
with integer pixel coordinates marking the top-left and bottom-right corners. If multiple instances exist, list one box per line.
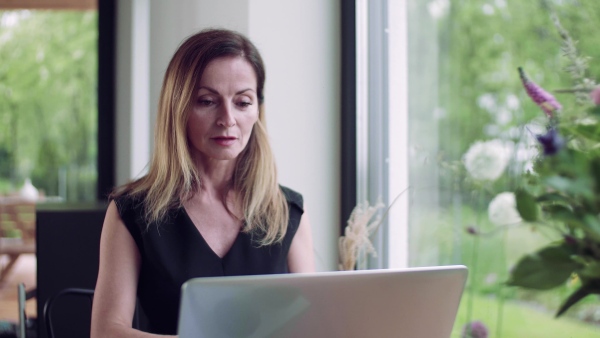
left=113, top=186, right=304, bottom=335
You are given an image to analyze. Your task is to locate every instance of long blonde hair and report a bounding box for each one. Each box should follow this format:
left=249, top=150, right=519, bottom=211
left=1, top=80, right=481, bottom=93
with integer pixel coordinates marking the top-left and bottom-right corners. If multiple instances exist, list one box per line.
left=112, top=29, right=289, bottom=245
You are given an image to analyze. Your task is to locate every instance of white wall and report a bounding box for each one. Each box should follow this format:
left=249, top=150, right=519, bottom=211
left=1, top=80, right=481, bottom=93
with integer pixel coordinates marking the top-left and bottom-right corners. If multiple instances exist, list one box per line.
left=248, top=1, right=340, bottom=271
left=116, top=0, right=340, bottom=271
left=115, top=0, right=150, bottom=181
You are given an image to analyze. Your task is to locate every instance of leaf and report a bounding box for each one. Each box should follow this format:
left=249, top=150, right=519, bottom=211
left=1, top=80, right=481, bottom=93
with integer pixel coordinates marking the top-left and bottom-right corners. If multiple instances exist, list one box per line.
left=556, top=279, right=600, bottom=317
left=544, top=176, right=572, bottom=192
left=543, top=204, right=576, bottom=222
left=551, top=149, right=592, bottom=179
left=589, top=105, right=600, bottom=117
left=591, top=157, right=600, bottom=195
left=580, top=263, right=600, bottom=280
left=544, top=175, right=595, bottom=200
left=507, top=245, right=581, bottom=290
left=569, top=123, right=600, bottom=141
left=583, top=214, right=600, bottom=242
left=515, top=188, right=540, bottom=222
left=536, top=192, right=571, bottom=204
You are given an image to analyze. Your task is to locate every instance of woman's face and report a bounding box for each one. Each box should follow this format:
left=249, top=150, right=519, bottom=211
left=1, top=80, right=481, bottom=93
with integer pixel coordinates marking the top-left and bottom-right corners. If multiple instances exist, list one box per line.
left=187, top=56, right=259, bottom=164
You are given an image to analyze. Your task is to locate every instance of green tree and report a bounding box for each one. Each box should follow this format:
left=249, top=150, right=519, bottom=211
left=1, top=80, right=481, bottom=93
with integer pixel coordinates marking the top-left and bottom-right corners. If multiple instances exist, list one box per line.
left=0, top=10, right=98, bottom=200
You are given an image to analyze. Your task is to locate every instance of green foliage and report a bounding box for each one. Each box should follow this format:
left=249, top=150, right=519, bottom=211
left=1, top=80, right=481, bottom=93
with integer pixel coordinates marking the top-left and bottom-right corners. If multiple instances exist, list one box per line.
left=436, top=0, right=600, bottom=206
left=503, top=7, right=600, bottom=316
left=0, top=146, right=13, bottom=178
left=507, top=244, right=582, bottom=290
left=452, top=293, right=600, bottom=338
left=412, top=205, right=599, bottom=329
left=427, top=0, right=600, bottom=327
left=515, top=188, right=540, bottom=222
left=0, top=10, right=98, bottom=200
left=510, top=134, right=600, bottom=301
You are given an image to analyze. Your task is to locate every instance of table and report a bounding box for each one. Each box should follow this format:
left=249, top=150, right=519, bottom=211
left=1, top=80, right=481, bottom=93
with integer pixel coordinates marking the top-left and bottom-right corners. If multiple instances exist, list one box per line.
left=0, top=200, right=36, bottom=283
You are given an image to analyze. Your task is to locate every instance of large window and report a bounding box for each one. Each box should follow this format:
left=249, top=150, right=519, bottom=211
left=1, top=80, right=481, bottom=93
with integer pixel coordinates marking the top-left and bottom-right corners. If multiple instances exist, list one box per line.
left=0, top=8, right=99, bottom=202
left=354, top=0, right=600, bottom=336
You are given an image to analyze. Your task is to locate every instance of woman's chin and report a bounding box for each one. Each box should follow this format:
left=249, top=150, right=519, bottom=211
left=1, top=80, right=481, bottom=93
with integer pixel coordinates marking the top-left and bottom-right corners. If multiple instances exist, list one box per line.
left=200, top=150, right=243, bottom=162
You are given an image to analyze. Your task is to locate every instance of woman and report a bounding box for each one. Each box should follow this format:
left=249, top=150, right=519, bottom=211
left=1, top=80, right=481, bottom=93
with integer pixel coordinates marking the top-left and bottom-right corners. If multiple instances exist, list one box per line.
left=91, top=29, right=315, bottom=337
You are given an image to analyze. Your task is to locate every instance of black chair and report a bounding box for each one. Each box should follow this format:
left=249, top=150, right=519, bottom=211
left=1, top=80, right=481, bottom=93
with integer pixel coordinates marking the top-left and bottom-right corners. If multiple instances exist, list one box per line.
left=42, top=288, right=142, bottom=338
left=36, top=204, right=105, bottom=338
left=36, top=205, right=148, bottom=337
left=43, top=288, right=94, bottom=338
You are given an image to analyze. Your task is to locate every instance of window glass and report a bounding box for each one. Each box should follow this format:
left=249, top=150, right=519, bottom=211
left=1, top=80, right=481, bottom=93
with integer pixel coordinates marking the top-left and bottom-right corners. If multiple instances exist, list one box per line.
left=0, top=10, right=98, bottom=202
left=401, top=0, right=600, bottom=336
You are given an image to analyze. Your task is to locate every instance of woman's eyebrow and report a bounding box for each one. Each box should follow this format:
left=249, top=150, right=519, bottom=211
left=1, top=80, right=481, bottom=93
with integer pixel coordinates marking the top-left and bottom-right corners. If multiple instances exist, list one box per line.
left=235, top=88, right=256, bottom=95
left=198, top=86, right=256, bottom=95
left=197, top=86, right=220, bottom=94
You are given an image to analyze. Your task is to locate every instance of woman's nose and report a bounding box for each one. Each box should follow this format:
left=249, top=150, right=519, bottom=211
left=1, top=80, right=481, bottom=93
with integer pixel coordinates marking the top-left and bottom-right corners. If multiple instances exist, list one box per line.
left=217, top=103, right=236, bottom=127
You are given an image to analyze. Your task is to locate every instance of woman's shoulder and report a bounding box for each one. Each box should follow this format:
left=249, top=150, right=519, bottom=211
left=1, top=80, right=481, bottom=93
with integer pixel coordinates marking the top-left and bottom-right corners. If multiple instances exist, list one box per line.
left=279, top=185, right=303, bottom=211
left=110, top=187, right=149, bottom=226
left=112, top=191, right=144, bottom=212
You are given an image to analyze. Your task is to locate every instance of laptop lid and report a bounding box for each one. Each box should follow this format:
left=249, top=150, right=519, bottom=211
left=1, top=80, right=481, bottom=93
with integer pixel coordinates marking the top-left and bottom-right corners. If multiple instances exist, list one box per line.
left=178, top=265, right=467, bottom=338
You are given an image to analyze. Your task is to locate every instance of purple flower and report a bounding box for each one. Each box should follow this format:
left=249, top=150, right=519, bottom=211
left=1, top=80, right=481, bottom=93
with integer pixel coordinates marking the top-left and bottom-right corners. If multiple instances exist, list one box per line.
left=461, top=320, right=489, bottom=338
left=564, top=235, right=577, bottom=246
left=465, top=226, right=479, bottom=235
left=518, top=67, right=562, bottom=117
left=536, top=128, right=565, bottom=155
left=590, top=86, right=600, bottom=106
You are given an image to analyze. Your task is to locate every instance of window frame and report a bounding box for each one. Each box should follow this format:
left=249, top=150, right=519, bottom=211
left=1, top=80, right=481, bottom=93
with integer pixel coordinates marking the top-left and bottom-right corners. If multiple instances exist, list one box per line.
left=97, top=0, right=116, bottom=200
left=342, top=0, right=410, bottom=269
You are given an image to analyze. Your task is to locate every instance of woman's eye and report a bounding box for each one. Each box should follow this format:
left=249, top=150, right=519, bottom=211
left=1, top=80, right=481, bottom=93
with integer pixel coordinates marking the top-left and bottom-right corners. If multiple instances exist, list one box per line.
left=237, top=101, right=252, bottom=108
left=197, top=99, right=214, bottom=106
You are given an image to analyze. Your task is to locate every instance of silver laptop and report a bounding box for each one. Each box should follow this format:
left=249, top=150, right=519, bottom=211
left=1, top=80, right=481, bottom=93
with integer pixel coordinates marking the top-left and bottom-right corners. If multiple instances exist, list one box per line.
left=178, top=265, right=467, bottom=338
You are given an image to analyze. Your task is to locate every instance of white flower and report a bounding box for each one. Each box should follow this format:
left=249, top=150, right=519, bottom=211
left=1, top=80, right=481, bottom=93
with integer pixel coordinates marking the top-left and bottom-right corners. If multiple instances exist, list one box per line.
left=463, top=139, right=511, bottom=181
left=505, top=93, right=520, bottom=110
left=488, top=192, right=522, bottom=226
left=477, top=93, right=497, bottom=113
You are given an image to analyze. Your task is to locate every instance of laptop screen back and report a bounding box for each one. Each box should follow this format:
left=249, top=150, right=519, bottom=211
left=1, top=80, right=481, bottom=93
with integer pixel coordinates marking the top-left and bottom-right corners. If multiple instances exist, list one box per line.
left=178, top=265, right=467, bottom=338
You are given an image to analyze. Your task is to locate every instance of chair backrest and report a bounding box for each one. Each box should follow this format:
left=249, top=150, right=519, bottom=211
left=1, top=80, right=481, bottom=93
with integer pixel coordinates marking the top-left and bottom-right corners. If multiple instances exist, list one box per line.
left=43, top=288, right=95, bottom=338
left=43, top=288, right=141, bottom=338
left=35, top=204, right=105, bottom=338
left=36, top=203, right=148, bottom=338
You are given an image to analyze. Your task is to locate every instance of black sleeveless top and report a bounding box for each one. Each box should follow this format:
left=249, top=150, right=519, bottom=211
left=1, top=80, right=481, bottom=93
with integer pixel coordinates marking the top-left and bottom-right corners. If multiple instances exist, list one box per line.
left=113, top=186, right=304, bottom=335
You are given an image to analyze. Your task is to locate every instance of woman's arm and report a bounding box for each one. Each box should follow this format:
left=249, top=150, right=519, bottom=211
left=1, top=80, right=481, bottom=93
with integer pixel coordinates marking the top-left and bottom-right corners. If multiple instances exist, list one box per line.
left=287, top=210, right=316, bottom=273
left=91, top=201, right=176, bottom=338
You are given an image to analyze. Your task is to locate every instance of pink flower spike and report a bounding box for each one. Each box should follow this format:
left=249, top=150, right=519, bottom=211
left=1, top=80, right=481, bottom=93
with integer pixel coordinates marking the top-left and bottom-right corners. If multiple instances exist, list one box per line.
left=590, top=86, right=600, bottom=106
left=518, top=67, right=562, bottom=117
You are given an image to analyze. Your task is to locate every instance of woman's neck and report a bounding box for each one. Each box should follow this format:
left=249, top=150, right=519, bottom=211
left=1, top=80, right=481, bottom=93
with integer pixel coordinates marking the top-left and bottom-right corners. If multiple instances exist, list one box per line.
left=189, top=155, right=237, bottom=202
left=186, top=172, right=242, bottom=220
left=196, top=155, right=235, bottom=183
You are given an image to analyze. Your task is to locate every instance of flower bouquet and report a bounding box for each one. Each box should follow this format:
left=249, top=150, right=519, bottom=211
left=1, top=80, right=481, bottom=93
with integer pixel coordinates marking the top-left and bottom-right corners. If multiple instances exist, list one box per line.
left=505, top=14, right=600, bottom=317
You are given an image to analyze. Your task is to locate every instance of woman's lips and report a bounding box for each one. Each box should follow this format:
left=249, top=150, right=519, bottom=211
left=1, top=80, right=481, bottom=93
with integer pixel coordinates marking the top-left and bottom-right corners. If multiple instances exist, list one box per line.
left=212, top=136, right=237, bottom=146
